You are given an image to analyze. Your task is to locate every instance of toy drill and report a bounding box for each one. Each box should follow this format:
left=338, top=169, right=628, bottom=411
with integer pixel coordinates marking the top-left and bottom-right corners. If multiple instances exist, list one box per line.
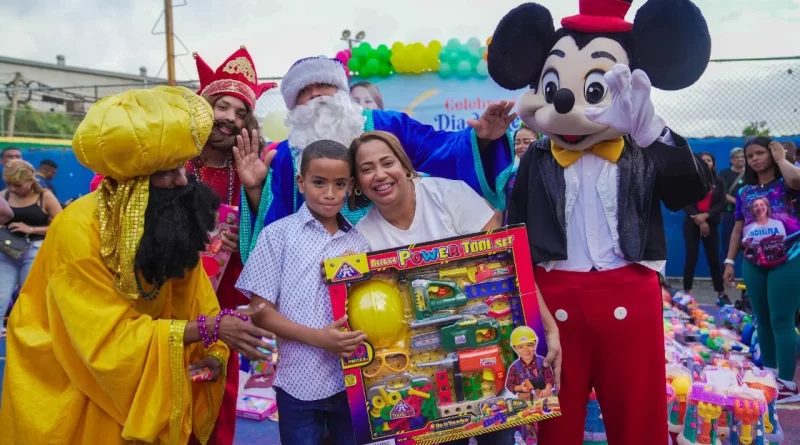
left=410, top=279, right=468, bottom=321
left=417, top=346, right=505, bottom=402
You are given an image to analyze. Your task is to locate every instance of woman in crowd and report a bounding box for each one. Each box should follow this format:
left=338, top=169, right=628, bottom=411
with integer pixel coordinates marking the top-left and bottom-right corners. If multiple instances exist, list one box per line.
left=723, top=136, right=800, bottom=403
left=682, top=152, right=728, bottom=305
left=0, top=159, right=62, bottom=333
left=349, top=81, right=384, bottom=110
left=504, top=126, right=538, bottom=224
left=349, top=130, right=561, bottom=445
left=0, top=195, right=12, bottom=225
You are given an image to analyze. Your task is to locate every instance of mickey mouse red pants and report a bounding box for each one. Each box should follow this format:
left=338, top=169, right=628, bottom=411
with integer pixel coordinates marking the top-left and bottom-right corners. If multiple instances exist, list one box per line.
left=535, top=264, right=668, bottom=445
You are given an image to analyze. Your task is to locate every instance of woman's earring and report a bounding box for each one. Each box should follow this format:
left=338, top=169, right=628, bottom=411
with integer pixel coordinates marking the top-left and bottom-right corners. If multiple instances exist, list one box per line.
left=406, top=172, right=413, bottom=179
left=354, top=188, right=362, bottom=196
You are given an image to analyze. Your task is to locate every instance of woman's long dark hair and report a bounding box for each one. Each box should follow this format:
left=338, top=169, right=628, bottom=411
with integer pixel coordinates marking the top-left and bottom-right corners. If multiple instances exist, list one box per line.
left=698, top=152, right=716, bottom=174
left=743, top=136, right=781, bottom=185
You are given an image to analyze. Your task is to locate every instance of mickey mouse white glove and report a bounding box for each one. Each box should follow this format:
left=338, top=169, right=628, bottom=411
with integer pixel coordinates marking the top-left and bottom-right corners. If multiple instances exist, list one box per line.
left=585, top=64, right=666, bottom=148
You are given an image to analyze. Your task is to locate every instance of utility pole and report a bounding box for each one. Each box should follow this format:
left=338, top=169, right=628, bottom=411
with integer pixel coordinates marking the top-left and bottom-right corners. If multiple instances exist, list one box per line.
left=164, top=0, right=176, bottom=86
left=7, top=72, right=22, bottom=137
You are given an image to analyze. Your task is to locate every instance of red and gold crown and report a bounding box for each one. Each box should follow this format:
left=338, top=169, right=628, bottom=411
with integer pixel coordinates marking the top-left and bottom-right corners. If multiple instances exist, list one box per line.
left=561, top=0, right=633, bottom=33
left=193, top=46, right=276, bottom=109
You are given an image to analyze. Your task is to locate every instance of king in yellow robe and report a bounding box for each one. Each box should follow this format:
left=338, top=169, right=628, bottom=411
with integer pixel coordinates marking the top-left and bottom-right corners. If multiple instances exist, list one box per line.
left=0, top=86, right=229, bottom=445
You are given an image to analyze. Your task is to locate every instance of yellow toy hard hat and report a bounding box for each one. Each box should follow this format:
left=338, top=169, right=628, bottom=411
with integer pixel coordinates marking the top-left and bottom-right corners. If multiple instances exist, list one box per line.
left=510, top=326, right=539, bottom=347
left=347, top=279, right=407, bottom=350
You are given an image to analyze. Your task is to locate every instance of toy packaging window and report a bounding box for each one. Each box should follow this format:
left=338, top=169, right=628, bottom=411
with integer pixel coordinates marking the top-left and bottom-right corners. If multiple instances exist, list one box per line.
left=324, top=225, right=561, bottom=444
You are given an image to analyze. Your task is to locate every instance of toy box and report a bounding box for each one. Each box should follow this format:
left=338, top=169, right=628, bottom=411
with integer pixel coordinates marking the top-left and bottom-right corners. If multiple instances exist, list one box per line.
left=236, top=394, right=277, bottom=421
left=324, top=226, right=560, bottom=444
left=201, top=204, right=239, bottom=290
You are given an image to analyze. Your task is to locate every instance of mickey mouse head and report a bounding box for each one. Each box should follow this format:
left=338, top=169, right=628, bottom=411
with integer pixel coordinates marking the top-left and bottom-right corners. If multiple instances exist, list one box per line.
left=488, top=0, right=711, bottom=151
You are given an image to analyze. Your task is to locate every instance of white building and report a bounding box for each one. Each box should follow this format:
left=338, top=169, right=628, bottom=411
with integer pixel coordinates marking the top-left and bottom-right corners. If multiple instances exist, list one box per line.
left=0, top=54, right=180, bottom=114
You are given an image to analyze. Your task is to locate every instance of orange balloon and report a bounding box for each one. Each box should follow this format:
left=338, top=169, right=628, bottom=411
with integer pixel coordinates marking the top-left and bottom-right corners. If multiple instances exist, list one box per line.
left=487, top=36, right=492, bottom=46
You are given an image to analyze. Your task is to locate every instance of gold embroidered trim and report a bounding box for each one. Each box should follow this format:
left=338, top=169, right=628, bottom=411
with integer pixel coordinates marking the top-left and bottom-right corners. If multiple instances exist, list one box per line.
left=201, top=80, right=257, bottom=107
left=96, top=176, right=151, bottom=299
left=169, top=320, right=188, bottom=445
left=195, top=349, right=228, bottom=444
left=222, top=57, right=256, bottom=82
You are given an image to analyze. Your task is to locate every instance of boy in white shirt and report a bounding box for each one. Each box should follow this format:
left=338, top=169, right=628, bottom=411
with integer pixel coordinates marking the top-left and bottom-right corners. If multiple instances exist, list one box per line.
left=236, top=140, right=369, bottom=445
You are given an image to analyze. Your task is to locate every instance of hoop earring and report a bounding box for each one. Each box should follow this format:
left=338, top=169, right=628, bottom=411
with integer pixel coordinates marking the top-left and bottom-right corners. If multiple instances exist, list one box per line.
left=406, top=172, right=413, bottom=179
left=354, top=188, right=362, bottom=196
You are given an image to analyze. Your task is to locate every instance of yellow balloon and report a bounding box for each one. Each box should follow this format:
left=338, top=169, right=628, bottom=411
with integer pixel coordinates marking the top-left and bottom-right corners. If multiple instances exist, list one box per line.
left=391, top=41, right=405, bottom=53
left=261, top=110, right=289, bottom=142
left=428, top=39, right=443, bottom=53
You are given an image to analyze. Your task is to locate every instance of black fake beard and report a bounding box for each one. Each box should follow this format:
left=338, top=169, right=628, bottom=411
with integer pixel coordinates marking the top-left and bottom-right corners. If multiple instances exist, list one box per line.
left=207, top=120, right=240, bottom=152
left=134, top=175, right=221, bottom=287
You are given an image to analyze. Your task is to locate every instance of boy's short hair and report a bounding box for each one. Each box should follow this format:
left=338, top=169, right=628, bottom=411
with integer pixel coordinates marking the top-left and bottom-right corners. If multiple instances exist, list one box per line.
left=300, top=140, right=352, bottom=176
left=40, top=159, right=58, bottom=169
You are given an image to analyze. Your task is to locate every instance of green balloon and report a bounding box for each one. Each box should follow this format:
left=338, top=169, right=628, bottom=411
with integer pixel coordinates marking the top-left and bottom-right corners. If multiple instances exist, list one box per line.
left=446, top=38, right=461, bottom=51
left=475, top=60, right=489, bottom=77
left=439, top=61, right=453, bottom=78
left=358, top=42, right=373, bottom=53
left=378, top=63, right=391, bottom=77
left=362, top=58, right=380, bottom=77
left=456, top=60, right=472, bottom=77
left=347, top=57, right=361, bottom=72
left=447, top=50, right=461, bottom=65
left=376, top=44, right=391, bottom=62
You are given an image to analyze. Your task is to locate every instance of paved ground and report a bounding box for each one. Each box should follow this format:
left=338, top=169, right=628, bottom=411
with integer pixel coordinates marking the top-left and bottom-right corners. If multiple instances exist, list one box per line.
left=2, top=279, right=797, bottom=444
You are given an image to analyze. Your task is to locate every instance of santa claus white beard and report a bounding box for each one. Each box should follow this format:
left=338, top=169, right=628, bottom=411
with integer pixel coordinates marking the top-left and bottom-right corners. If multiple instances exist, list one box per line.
left=286, top=90, right=366, bottom=154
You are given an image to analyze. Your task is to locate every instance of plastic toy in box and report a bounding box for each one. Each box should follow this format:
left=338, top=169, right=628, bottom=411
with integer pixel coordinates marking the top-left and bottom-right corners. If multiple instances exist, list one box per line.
left=742, top=370, right=783, bottom=445
left=201, top=204, right=239, bottom=290
left=323, top=226, right=560, bottom=444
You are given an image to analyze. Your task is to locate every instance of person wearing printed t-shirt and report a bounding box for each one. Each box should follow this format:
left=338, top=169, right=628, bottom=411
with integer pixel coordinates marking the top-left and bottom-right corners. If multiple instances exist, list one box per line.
left=723, top=136, right=800, bottom=404
left=348, top=130, right=562, bottom=445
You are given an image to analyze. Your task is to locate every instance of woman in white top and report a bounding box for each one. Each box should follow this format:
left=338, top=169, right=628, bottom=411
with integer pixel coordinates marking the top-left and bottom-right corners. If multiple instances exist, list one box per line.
left=348, top=130, right=562, bottom=445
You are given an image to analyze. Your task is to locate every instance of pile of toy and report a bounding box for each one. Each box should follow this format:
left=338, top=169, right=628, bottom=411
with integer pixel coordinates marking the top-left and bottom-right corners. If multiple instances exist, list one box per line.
left=581, top=284, right=783, bottom=445
left=667, top=366, right=783, bottom=445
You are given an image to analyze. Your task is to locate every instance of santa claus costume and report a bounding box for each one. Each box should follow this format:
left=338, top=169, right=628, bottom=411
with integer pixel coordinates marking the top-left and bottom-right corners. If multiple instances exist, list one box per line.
left=487, top=1, right=713, bottom=444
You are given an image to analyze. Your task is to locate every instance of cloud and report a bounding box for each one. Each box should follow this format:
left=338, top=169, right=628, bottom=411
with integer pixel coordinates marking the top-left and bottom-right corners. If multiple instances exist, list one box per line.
left=1, top=0, right=797, bottom=79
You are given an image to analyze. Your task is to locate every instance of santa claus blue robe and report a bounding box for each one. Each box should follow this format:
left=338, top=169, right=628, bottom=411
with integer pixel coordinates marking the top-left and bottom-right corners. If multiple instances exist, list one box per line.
left=239, top=109, right=514, bottom=262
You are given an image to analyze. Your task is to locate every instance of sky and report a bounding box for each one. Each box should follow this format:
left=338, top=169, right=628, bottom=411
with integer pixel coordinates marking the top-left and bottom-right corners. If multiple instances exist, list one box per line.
left=0, top=0, right=798, bottom=80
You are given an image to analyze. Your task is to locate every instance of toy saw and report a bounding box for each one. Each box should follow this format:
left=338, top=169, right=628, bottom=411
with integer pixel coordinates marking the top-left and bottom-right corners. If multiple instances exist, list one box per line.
left=411, top=316, right=501, bottom=352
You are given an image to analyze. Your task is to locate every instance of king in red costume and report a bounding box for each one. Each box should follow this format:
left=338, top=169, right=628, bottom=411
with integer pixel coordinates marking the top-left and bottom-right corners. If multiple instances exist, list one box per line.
left=188, top=46, right=276, bottom=445
left=488, top=1, right=713, bottom=444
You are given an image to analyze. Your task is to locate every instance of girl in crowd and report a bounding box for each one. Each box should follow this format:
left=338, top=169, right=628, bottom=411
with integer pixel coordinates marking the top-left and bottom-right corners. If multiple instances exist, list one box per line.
left=723, top=136, right=800, bottom=403
left=349, top=130, right=561, bottom=445
left=349, top=81, right=384, bottom=110
left=682, top=153, right=728, bottom=304
left=0, top=159, right=62, bottom=334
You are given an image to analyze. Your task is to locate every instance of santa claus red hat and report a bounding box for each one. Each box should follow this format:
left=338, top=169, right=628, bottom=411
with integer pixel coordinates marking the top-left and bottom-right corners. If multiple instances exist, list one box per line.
left=193, top=46, right=276, bottom=109
left=561, top=0, right=634, bottom=33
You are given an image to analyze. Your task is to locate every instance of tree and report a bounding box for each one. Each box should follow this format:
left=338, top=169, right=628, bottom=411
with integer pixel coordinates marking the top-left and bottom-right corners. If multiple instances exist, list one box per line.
left=2, top=104, right=80, bottom=139
left=742, top=121, right=770, bottom=137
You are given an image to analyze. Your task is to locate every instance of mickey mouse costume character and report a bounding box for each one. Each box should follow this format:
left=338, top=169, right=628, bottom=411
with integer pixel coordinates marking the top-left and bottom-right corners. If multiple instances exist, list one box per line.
left=488, top=1, right=713, bottom=444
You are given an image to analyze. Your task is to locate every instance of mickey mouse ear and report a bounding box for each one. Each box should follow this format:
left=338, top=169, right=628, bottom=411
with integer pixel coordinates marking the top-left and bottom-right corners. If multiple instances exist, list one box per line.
left=488, top=3, right=556, bottom=91
left=632, top=0, right=711, bottom=90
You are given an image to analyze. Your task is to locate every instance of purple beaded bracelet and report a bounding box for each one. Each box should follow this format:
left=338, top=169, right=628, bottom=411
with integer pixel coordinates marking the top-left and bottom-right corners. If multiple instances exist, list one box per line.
left=211, top=309, right=250, bottom=344
left=197, top=314, right=212, bottom=348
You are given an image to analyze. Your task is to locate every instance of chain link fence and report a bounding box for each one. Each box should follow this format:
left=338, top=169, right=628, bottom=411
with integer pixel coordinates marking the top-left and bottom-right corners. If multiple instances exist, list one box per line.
left=1, top=57, right=798, bottom=140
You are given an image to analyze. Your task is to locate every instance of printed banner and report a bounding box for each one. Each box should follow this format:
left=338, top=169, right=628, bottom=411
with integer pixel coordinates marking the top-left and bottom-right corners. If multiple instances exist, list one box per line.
left=351, top=74, right=525, bottom=132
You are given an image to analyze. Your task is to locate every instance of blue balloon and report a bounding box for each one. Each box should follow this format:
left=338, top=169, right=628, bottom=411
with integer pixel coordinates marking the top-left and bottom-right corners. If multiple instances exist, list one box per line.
left=439, top=61, right=454, bottom=78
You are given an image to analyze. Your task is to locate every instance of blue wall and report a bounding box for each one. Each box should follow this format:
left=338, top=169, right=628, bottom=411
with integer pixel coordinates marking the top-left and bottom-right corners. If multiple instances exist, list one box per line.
left=15, top=135, right=800, bottom=278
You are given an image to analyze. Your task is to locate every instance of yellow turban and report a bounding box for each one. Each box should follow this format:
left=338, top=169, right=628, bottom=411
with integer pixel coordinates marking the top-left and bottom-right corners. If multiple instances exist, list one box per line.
left=72, top=86, right=214, bottom=299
